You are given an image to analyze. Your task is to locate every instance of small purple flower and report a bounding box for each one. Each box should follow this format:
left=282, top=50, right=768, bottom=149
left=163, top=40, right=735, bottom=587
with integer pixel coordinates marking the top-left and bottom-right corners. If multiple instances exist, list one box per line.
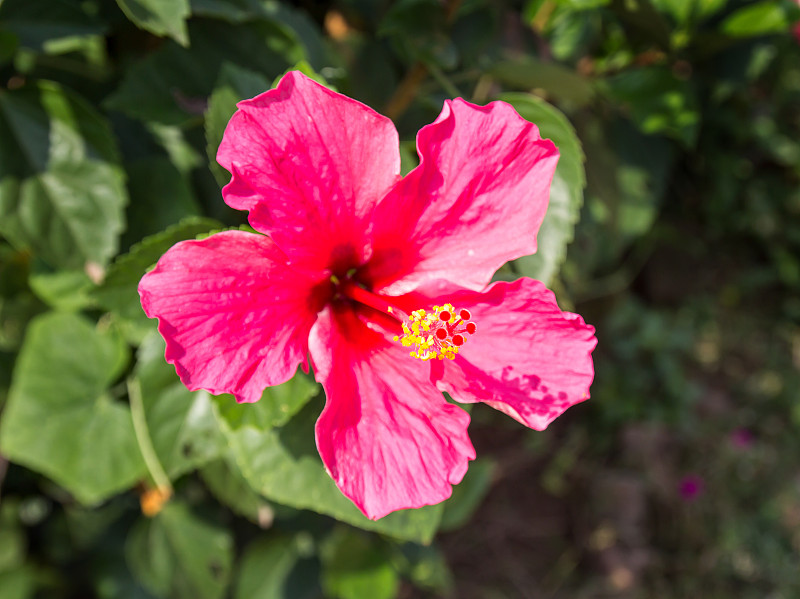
left=679, top=475, right=705, bottom=501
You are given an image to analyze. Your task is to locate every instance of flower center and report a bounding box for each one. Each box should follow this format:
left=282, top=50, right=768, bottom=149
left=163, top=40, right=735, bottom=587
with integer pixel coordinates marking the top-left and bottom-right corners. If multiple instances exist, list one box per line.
left=393, top=303, right=477, bottom=360
left=334, top=280, right=477, bottom=360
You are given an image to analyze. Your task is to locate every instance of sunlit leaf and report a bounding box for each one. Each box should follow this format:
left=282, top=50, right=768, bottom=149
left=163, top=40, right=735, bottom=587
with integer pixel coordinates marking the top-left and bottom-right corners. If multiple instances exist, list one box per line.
left=0, top=566, right=36, bottom=599
left=218, top=398, right=444, bottom=543
left=320, top=527, right=399, bottom=599
left=0, top=82, right=127, bottom=269
left=721, top=1, right=789, bottom=38
left=0, top=312, right=146, bottom=504
left=214, top=371, right=319, bottom=431
left=603, top=66, right=700, bottom=146
left=115, top=0, right=190, bottom=46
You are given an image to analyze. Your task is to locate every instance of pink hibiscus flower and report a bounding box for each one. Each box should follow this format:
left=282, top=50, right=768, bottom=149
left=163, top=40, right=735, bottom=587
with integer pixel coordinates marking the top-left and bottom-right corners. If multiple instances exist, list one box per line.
left=138, top=71, right=597, bottom=520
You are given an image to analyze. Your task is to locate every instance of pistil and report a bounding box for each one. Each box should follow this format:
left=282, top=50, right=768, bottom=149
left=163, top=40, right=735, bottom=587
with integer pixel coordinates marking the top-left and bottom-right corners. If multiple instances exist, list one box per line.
left=338, top=279, right=407, bottom=322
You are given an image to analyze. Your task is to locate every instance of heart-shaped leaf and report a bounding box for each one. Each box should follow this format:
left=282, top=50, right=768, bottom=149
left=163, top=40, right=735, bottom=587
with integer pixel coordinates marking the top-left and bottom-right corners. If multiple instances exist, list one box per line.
left=0, top=312, right=146, bottom=504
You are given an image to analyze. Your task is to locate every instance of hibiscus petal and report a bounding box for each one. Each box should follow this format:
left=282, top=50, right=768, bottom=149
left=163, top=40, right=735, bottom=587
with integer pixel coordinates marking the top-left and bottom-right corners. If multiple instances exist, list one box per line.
left=362, top=99, right=559, bottom=295
left=310, top=305, right=475, bottom=520
left=429, top=278, right=596, bottom=430
left=138, top=231, right=328, bottom=403
left=217, top=71, right=401, bottom=272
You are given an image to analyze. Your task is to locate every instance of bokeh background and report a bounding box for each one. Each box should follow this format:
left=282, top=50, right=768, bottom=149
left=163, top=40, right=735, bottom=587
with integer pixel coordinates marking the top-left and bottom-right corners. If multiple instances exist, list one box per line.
left=1, top=0, right=799, bottom=597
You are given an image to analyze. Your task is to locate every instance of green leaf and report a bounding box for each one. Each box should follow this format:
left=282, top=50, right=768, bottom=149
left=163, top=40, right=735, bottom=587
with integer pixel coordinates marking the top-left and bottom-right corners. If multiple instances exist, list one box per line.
left=0, top=500, right=26, bottom=573
left=0, top=162, right=127, bottom=269
left=0, top=351, right=13, bottom=410
left=0, top=32, right=19, bottom=67
left=649, top=0, right=693, bottom=26
left=0, top=312, right=146, bottom=505
left=135, top=333, right=225, bottom=479
left=0, top=0, right=106, bottom=51
left=575, top=119, right=673, bottom=270
left=550, top=0, right=610, bottom=9
left=234, top=534, right=302, bottom=599
left=603, top=66, right=699, bottom=146
left=695, top=0, right=728, bottom=19
left=547, top=5, right=601, bottom=62
left=490, top=55, right=595, bottom=106
left=0, top=247, right=44, bottom=351
left=721, top=1, right=789, bottom=38
left=91, top=216, right=222, bottom=341
left=214, top=371, right=319, bottom=431
left=262, top=3, right=330, bottom=70
left=273, top=60, right=332, bottom=88
left=28, top=269, right=95, bottom=311
left=63, top=501, right=129, bottom=551
left=499, top=93, right=586, bottom=285
left=205, top=61, right=326, bottom=185
left=205, top=63, right=271, bottom=185
left=439, top=459, right=494, bottom=531
left=126, top=501, right=233, bottom=599
left=391, top=542, right=453, bottom=594
left=123, top=156, right=201, bottom=247
left=649, top=0, right=727, bottom=25
left=106, top=20, right=301, bottom=126
left=200, top=457, right=272, bottom=524
left=0, top=82, right=119, bottom=169
left=0, top=82, right=127, bottom=269
left=320, top=527, right=399, bottom=599
left=141, top=123, right=205, bottom=176
left=0, top=292, right=42, bottom=352
left=0, top=566, right=36, bottom=599
left=379, top=0, right=456, bottom=69
left=190, top=0, right=266, bottom=22
left=219, top=399, right=445, bottom=543
left=115, top=0, right=190, bottom=46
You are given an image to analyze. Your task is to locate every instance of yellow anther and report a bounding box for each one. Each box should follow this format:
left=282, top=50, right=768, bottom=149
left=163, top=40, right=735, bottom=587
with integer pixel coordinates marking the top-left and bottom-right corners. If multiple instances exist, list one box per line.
left=394, top=301, right=477, bottom=361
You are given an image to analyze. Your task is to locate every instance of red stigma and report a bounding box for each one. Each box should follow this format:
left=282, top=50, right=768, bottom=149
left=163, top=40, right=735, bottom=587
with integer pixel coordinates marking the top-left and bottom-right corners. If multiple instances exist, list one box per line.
left=396, top=302, right=478, bottom=361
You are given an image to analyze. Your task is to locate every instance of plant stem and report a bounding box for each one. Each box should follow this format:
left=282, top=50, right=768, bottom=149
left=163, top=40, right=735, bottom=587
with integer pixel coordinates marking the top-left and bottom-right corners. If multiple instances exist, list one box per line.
left=128, top=377, right=173, bottom=495
left=384, top=62, right=428, bottom=121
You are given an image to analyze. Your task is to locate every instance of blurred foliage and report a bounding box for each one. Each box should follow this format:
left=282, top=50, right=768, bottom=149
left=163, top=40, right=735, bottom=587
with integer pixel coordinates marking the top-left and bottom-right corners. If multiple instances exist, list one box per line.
left=0, top=0, right=799, bottom=597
